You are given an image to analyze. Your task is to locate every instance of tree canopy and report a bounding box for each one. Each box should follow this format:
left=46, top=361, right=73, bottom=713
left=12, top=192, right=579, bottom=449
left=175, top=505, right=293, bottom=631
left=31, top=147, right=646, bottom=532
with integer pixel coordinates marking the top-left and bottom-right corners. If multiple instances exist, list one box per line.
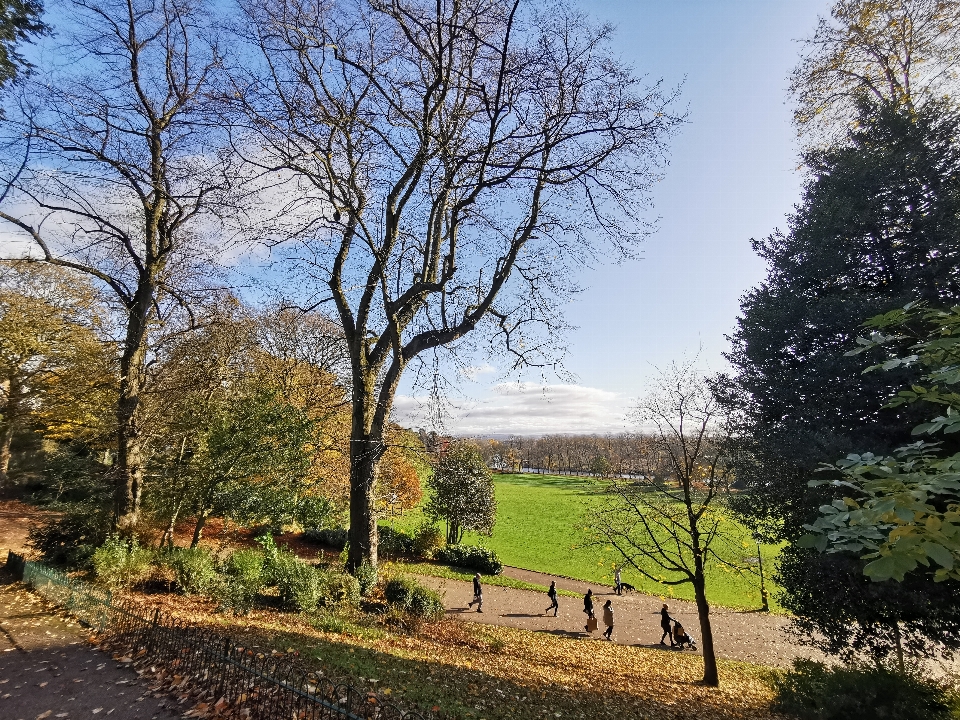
left=425, top=442, right=496, bottom=546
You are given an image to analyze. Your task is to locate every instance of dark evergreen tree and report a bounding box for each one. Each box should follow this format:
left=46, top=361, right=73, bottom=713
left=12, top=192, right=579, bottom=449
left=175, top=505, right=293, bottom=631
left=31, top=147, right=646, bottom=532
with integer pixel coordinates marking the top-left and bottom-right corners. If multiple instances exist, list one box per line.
left=721, top=99, right=960, bottom=659
left=0, top=1, right=49, bottom=88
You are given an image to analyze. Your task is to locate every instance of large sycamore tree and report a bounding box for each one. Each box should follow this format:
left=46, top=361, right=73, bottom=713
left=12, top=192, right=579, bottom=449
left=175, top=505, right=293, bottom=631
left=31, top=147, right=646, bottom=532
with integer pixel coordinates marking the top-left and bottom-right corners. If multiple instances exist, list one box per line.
left=0, top=0, right=233, bottom=530
left=234, top=0, right=681, bottom=571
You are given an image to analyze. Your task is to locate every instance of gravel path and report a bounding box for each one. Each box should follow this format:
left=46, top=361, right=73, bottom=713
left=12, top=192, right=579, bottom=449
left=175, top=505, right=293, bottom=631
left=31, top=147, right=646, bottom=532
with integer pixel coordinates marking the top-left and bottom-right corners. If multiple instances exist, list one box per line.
left=414, top=567, right=825, bottom=668
left=0, top=574, right=180, bottom=720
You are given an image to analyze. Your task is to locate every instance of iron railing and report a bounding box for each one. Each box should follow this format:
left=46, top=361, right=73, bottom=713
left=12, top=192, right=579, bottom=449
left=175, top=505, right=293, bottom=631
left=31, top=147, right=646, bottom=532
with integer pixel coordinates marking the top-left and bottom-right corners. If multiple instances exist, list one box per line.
left=5, top=552, right=427, bottom=720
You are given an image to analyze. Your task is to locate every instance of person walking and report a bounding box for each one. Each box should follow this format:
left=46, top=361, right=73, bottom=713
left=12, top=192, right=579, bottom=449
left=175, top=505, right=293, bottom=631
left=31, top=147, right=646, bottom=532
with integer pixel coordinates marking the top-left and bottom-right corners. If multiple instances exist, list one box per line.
left=614, top=567, right=622, bottom=595
left=468, top=573, right=483, bottom=613
left=583, top=588, right=595, bottom=632
left=602, top=599, right=614, bottom=640
left=545, top=580, right=559, bottom=617
left=660, top=603, right=675, bottom=646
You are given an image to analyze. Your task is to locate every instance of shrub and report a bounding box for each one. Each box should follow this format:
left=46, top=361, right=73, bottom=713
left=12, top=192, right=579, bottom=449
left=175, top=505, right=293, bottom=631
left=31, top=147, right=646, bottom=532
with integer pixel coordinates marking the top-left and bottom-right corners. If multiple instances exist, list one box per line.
left=216, top=550, right=264, bottom=614
left=273, top=554, right=324, bottom=612
left=28, top=506, right=109, bottom=568
left=770, top=659, right=958, bottom=720
left=433, top=544, right=503, bottom=575
left=384, top=576, right=445, bottom=621
left=353, top=560, right=378, bottom=596
left=412, top=524, right=445, bottom=559
left=378, top=525, right=416, bottom=556
left=92, top=536, right=154, bottom=588
left=409, top=585, right=445, bottom=621
left=319, top=571, right=361, bottom=608
left=167, top=547, right=218, bottom=596
left=302, top=527, right=348, bottom=550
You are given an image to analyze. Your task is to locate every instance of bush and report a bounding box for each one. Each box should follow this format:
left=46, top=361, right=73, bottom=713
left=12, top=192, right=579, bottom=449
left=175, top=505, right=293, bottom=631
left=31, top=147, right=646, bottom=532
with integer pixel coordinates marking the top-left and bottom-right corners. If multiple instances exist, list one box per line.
left=378, top=525, right=416, bottom=556
left=771, top=659, right=958, bottom=720
left=92, top=536, right=154, bottom=588
left=384, top=576, right=445, bottom=621
left=319, top=571, right=361, bottom=608
left=28, top=506, right=109, bottom=568
left=433, top=544, right=503, bottom=575
left=354, top=560, right=377, bottom=596
left=302, top=527, right=348, bottom=550
left=166, top=547, right=218, bottom=596
left=216, top=550, right=264, bottom=614
left=271, top=553, right=323, bottom=612
left=412, top=524, right=445, bottom=559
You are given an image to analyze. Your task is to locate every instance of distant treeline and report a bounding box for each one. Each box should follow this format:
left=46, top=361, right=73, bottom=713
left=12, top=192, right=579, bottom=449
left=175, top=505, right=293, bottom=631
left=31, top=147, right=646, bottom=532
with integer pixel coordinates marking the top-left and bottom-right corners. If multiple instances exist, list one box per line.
left=469, top=434, right=667, bottom=478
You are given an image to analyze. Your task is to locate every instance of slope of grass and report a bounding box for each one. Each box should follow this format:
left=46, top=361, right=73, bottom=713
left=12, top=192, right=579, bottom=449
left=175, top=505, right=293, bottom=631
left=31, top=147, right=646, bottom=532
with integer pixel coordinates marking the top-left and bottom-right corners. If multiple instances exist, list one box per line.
left=135, top=588, right=779, bottom=720
left=384, top=472, right=781, bottom=611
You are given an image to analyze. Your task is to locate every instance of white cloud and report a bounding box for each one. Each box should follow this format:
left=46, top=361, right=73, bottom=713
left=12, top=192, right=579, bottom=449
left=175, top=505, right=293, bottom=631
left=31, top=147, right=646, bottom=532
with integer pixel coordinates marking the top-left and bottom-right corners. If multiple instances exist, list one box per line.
left=393, top=382, right=632, bottom=436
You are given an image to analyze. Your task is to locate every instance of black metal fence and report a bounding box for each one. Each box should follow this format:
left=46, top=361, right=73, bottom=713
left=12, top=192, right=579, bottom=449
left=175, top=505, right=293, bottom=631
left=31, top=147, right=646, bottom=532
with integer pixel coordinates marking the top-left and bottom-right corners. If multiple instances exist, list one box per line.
left=5, top=552, right=427, bottom=720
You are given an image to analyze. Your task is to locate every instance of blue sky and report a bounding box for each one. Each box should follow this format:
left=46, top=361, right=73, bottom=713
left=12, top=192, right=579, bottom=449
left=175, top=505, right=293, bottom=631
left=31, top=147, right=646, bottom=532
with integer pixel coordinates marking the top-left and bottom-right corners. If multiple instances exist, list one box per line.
left=1, top=0, right=836, bottom=436
left=396, top=0, right=836, bottom=435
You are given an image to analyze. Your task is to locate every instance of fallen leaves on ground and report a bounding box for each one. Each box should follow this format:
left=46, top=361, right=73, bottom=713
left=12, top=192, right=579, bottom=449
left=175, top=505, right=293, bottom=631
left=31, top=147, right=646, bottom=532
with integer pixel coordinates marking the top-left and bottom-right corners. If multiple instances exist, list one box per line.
left=115, top=588, right=784, bottom=720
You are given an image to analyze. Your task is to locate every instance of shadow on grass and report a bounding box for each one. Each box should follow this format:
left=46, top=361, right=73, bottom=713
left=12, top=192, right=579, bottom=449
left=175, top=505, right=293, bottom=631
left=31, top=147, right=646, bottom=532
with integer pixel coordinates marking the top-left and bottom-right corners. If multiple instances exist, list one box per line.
left=228, top=622, right=744, bottom=720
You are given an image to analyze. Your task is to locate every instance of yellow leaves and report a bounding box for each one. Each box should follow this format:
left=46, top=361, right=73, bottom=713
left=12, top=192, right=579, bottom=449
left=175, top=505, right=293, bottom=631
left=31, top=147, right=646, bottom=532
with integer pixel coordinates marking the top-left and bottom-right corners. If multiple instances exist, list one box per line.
left=889, top=525, right=918, bottom=542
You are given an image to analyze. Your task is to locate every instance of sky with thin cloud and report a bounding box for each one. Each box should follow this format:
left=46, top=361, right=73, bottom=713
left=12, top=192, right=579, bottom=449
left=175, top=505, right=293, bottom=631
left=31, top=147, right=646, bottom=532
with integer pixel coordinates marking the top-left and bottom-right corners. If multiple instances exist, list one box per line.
left=402, top=0, right=835, bottom=436
left=1, top=0, right=835, bottom=437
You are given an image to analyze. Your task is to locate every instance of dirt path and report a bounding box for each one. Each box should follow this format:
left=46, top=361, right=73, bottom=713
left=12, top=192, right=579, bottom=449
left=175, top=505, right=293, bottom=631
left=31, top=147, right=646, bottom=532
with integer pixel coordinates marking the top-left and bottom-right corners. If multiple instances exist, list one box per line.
left=413, top=570, right=823, bottom=668
left=0, top=574, right=180, bottom=720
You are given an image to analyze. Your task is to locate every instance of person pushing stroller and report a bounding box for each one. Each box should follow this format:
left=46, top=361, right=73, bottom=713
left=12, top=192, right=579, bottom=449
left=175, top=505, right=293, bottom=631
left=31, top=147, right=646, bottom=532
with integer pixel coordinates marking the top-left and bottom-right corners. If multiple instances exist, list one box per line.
left=672, top=620, right=697, bottom=650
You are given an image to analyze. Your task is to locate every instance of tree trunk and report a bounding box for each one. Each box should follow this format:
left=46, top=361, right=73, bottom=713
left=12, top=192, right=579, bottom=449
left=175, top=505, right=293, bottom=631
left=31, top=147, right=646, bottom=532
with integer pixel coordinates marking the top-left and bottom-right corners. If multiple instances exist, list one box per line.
left=448, top=520, right=462, bottom=546
left=191, top=511, right=209, bottom=548
left=346, top=430, right=383, bottom=572
left=893, top=620, right=905, bottom=673
left=160, top=502, right=182, bottom=550
left=113, top=282, right=153, bottom=532
left=0, top=378, right=21, bottom=489
left=692, top=566, right=719, bottom=686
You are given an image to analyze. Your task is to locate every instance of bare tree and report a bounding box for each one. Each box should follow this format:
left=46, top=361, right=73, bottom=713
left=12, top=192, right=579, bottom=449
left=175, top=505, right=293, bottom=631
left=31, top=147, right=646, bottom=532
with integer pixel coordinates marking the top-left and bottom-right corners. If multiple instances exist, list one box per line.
left=233, top=0, right=682, bottom=572
left=0, top=0, right=234, bottom=530
left=589, top=363, right=734, bottom=687
left=791, top=0, right=960, bottom=138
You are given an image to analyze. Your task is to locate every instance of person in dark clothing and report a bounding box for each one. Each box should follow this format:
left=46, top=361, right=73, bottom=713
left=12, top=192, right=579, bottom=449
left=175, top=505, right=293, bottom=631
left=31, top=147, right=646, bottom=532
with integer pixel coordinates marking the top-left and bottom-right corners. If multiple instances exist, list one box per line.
left=545, top=580, right=559, bottom=616
left=660, top=603, right=675, bottom=646
left=468, top=573, right=483, bottom=612
left=602, top=599, right=614, bottom=640
left=583, top=588, right=595, bottom=632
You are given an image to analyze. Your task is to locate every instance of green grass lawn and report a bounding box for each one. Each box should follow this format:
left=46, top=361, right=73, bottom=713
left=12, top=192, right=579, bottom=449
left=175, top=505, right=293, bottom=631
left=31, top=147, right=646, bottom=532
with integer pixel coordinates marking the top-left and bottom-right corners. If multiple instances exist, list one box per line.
left=383, top=472, right=782, bottom=611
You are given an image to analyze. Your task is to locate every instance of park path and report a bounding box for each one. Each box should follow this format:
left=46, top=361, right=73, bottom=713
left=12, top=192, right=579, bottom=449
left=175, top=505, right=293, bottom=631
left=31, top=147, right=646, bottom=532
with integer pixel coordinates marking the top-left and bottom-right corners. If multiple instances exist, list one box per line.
left=0, top=573, right=181, bottom=720
left=413, top=568, right=823, bottom=668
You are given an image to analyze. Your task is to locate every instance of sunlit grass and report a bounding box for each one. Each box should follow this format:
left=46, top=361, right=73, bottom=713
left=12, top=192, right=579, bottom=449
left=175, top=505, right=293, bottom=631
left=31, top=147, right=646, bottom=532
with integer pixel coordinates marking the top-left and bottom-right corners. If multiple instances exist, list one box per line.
left=383, top=472, right=781, bottom=611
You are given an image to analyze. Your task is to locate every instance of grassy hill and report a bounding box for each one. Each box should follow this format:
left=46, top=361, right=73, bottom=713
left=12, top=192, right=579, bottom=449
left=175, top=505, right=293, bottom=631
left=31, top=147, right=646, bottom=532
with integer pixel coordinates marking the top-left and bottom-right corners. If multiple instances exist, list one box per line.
left=383, top=472, right=781, bottom=611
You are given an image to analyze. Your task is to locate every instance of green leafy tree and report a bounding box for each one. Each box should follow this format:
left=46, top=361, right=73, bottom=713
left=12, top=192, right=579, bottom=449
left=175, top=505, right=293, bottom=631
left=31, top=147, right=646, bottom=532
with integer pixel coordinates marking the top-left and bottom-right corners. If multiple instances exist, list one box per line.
left=804, top=304, right=960, bottom=582
left=181, top=389, right=315, bottom=547
left=425, top=442, right=496, bottom=546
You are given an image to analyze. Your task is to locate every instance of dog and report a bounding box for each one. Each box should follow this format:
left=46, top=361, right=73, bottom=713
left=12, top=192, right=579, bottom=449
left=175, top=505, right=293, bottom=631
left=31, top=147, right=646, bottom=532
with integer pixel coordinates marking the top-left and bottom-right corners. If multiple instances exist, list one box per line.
left=617, top=582, right=637, bottom=593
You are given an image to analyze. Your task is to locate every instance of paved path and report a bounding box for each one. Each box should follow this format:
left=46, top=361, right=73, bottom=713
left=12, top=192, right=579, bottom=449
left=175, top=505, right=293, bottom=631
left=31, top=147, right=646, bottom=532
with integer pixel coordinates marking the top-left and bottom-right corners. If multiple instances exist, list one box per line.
left=414, top=568, right=823, bottom=668
left=0, top=574, right=180, bottom=720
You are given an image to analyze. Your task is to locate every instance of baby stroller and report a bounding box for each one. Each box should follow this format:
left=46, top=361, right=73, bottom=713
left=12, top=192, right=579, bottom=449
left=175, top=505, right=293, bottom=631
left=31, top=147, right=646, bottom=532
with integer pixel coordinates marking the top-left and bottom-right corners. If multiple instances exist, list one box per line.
left=673, top=621, right=697, bottom=650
